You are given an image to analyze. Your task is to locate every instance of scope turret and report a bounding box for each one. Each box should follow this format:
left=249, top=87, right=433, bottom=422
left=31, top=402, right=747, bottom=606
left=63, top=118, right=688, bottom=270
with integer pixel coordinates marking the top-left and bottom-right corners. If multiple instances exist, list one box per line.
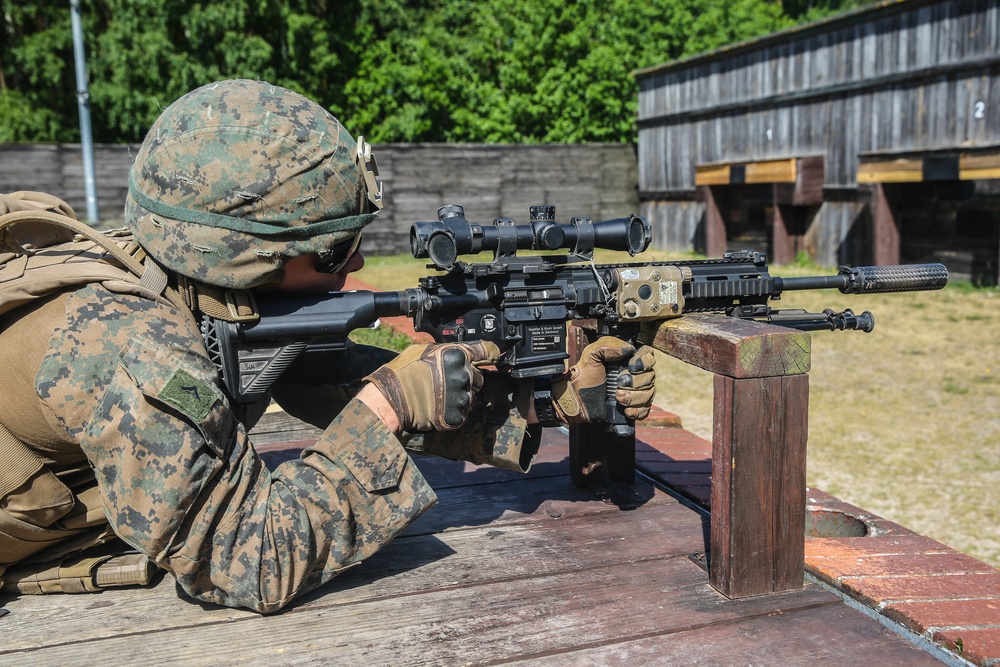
left=409, top=204, right=652, bottom=271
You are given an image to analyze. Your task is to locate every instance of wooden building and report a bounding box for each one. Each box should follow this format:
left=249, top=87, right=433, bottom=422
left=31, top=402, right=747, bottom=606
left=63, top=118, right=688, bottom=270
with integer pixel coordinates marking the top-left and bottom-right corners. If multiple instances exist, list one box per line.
left=635, top=0, right=1000, bottom=283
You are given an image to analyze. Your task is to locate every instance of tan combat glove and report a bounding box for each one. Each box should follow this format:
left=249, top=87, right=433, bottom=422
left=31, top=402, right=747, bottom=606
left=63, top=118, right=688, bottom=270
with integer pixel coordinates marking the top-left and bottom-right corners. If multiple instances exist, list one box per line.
left=364, top=341, right=501, bottom=432
left=551, top=337, right=656, bottom=424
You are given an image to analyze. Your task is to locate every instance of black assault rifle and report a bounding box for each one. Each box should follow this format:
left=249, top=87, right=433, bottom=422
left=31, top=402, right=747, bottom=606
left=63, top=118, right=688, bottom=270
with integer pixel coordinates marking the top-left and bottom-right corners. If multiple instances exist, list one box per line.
left=201, top=204, right=949, bottom=435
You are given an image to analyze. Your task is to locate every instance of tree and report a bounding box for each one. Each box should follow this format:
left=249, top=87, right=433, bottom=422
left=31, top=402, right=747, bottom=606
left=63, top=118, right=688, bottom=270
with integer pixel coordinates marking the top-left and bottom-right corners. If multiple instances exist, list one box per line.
left=0, top=0, right=866, bottom=144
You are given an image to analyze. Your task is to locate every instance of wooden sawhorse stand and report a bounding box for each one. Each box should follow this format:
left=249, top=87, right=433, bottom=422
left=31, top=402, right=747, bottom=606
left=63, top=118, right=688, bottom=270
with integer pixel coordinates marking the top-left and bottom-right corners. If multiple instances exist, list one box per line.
left=569, top=315, right=811, bottom=599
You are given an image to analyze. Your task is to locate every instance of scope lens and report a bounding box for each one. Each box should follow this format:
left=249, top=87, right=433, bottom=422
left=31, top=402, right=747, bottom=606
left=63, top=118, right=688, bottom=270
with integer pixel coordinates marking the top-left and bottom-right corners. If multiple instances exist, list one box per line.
left=427, top=231, right=458, bottom=270
left=626, top=217, right=649, bottom=255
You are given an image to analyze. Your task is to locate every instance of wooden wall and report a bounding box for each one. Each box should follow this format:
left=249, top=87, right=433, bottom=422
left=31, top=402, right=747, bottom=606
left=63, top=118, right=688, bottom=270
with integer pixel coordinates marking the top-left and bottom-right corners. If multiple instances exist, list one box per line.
left=635, top=0, right=1000, bottom=267
left=0, top=143, right=639, bottom=256
left=0, top=143, right=137, bottom=223
left=364, top=143, right=638, bottom=255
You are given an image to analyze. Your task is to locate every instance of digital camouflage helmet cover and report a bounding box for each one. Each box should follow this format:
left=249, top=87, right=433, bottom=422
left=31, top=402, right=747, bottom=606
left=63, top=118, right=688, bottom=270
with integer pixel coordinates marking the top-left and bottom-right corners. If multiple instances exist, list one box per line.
left=126, top=79, right=382, bottom=289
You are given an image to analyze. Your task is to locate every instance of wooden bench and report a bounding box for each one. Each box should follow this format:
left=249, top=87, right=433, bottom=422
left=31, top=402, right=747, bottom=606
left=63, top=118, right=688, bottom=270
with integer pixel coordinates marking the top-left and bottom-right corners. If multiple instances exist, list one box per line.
left=569, top=314, right=811, bottom=599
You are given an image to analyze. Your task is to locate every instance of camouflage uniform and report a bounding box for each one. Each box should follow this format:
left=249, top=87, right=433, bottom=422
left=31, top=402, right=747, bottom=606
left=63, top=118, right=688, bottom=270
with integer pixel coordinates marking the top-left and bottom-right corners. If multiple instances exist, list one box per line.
left=0, top=80, right=539, bottom=612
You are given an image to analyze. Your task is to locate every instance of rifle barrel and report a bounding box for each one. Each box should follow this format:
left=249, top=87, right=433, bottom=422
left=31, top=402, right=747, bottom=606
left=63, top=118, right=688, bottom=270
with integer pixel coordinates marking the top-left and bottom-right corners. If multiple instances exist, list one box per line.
left=776, top=263, right=948, bottom=295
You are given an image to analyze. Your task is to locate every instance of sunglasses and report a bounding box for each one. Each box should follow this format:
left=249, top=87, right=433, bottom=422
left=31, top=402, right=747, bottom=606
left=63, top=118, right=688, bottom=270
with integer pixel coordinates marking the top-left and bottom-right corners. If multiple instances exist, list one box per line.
left=315, top=233, right=362, bottom=274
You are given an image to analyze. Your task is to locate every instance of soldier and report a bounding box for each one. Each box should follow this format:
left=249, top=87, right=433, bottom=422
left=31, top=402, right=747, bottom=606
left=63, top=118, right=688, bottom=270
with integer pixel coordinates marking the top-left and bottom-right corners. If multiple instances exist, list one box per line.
left=0, top=79, right=656, bottom=612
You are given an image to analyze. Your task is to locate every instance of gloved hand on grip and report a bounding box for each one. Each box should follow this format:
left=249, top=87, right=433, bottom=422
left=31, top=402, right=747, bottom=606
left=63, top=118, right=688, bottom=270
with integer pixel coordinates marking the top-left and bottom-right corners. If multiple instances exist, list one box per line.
left=363, top=341, right=501, bottom=432
left=551, top=336, right=657, bottom=424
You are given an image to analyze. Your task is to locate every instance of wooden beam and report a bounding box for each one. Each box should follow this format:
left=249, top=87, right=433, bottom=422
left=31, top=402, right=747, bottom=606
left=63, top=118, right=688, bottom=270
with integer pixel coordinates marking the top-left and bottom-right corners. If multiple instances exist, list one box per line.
left=640, top=316, right=811, bottom=379
left=794, top=155, right=825, bottom=205
left=745, top=158, right=797, bottom=184
left=859, top=152, right=1000, bottom=184
left=857, top=158, right=923, bottom=184
left=772, top=202, right=795, bottom=266
left=960, top=152, right=1000, bottom=181
left=697, top=159, right=801, bottom=187
left=696, top=164, right=731, bottom=186
left=711, top=373, right=808, bottom=597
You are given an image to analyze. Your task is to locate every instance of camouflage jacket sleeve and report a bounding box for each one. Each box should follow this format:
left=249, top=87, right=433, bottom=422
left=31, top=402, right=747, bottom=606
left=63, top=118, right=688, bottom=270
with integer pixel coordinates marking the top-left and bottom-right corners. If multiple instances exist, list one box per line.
left=273, top=344, right=542, bottom=473
left=35, top=285, right=436, bottom=612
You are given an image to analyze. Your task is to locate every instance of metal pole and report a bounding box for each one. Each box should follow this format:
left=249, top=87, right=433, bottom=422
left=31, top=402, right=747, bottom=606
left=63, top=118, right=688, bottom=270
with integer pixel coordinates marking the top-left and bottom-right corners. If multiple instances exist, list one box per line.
left=70, top=0, right=99, bottom=224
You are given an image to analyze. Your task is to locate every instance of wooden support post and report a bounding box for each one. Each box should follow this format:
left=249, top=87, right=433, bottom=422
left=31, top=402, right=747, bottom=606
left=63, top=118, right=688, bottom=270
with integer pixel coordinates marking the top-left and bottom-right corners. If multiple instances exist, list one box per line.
left=698, top=185, right=727, bottom=257
left=567, top=324, right=636, bottom=487
left=771, top=202, right=795, bottom=266
left=872, top=183, right=900, bottom=265
left=711, top=374, right=809, bottom=596
left=643, top=315, right=810, bottom=598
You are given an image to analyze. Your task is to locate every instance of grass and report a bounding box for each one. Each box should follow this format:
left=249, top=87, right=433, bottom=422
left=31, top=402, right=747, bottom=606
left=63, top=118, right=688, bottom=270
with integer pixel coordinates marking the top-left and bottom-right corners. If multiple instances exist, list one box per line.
left=356, top=249, right=1000, bottom=567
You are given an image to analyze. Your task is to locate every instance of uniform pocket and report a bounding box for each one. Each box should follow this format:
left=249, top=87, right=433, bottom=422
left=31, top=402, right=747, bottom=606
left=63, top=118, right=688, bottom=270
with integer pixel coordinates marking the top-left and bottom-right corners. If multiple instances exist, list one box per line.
left=338, top=433, right=406, bottom=493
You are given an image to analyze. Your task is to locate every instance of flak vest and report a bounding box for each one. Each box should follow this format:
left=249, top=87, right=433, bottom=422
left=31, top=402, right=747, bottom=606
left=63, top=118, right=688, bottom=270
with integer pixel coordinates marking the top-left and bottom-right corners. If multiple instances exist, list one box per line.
left=0, top=192, right=254, bottom=594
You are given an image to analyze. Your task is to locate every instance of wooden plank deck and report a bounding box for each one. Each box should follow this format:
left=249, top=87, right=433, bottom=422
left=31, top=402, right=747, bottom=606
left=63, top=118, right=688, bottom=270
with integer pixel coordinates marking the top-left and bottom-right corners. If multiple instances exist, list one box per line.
left=0, top=426, right=944, bottom=666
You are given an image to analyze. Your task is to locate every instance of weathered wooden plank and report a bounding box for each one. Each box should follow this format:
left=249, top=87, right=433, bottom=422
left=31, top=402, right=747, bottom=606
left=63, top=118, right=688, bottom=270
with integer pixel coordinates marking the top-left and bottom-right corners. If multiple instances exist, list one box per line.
left=694, top=163, right=731, bottom=186
left=0, top=500, right=702, bottom=655
left=960, top=150, right=1000, bottom=180
left=0, top=558, right=837, bottom=667
left=641, top=314, right=811, bottom=379
left=500, top=603, right=945, bottom=666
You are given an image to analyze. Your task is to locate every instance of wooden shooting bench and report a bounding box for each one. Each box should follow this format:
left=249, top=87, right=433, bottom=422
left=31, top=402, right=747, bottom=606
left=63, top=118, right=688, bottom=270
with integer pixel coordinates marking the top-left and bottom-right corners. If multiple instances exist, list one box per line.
left=0, top=313, right=953, bottom=665
left=569, top=314, right=809, bottom=599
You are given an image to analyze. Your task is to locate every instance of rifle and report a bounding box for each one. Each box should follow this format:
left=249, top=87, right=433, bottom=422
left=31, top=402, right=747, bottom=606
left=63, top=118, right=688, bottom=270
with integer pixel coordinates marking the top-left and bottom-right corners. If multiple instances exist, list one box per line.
left=201, top=204, right=948, bottom=435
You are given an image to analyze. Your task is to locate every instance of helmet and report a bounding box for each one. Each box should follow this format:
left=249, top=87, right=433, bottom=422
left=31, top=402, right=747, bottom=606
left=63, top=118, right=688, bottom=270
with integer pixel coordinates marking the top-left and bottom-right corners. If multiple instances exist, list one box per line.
left=125, top=79, right=382, bottom=289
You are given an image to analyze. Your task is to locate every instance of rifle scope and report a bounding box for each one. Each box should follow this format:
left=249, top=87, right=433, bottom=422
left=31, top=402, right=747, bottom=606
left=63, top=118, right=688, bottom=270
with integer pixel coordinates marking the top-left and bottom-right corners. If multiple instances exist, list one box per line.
left=410, top=204, right=652, bottom=271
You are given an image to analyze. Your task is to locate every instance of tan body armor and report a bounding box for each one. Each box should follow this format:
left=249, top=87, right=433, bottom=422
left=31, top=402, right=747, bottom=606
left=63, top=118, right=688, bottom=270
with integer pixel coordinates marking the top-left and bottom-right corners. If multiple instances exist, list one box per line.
left=0, top=192, right=177, bottom=593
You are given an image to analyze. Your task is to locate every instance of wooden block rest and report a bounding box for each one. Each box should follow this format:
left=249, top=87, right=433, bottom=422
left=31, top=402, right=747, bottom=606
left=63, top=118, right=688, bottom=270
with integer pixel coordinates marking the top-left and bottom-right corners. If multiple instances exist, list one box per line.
left=568, top=314, right=810, bottom=598
left=643, top=314, right=810, bottom=598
